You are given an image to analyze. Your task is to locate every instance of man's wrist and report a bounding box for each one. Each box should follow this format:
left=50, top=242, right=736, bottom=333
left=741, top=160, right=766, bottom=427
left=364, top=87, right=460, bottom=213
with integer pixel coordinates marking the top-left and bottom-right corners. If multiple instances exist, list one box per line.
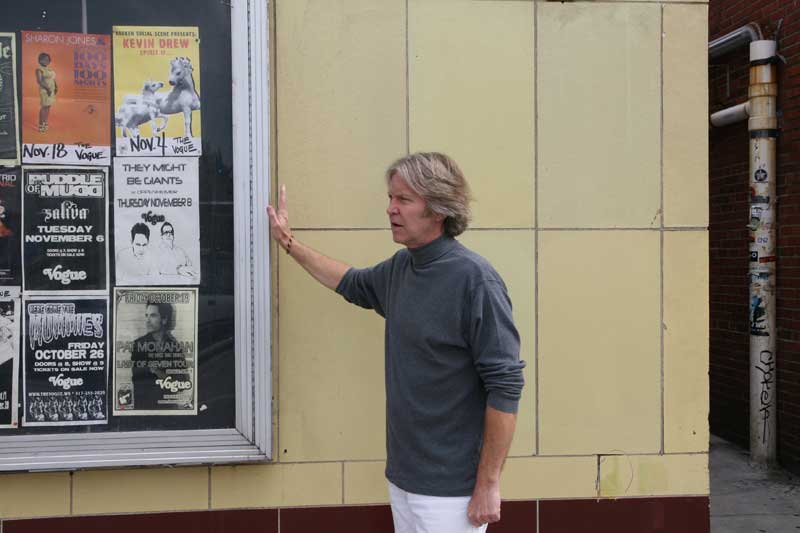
left=475, top=474, right=501, bottom=488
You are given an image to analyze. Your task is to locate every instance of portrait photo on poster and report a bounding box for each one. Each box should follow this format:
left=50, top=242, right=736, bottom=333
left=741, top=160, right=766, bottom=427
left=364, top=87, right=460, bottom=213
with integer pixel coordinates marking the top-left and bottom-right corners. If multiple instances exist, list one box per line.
left=0, top=167, right=21, bottom=286
left=0, top=287, right=20, bottom=429
left=0, top=33, right=21, bottom=167
left=113, top=26, right=201, bottom=157
left=20, top=31, right=111, bottom=166
left=113, top=287, right=198, bottom=416
left=22, top=166, right=108, bottom=294
left=23, top=296, right=108, bottom=427
left=113, top=157, right=200, bottom=286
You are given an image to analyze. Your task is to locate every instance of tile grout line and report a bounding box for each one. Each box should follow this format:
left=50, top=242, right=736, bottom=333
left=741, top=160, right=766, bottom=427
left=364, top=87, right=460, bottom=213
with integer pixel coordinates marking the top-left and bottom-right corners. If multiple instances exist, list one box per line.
left=288, top=226, right=708, bottom=232
left=405, top=0, right=410, bottom=156
left=596, top=455, right=601, bottom=498
left=533, top=0, right=540, bottom=458
left=659, top=2, right=666, bottom=457
left=272, top=0, right=281, bottom=465
left=247, top=450, right=708, bottom=465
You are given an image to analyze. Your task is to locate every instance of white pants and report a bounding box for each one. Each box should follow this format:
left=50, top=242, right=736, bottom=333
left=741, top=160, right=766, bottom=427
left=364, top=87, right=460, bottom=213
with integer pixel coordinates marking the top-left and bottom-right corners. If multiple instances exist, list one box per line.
left=389, top=481, right=488, bottom=533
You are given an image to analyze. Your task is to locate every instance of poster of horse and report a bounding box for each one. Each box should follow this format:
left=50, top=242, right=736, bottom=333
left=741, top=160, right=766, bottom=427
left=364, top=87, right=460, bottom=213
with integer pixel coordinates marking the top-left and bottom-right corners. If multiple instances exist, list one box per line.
left=112, top=27, right=202, bottom=157
left=20, top=31, right=111, bottom=166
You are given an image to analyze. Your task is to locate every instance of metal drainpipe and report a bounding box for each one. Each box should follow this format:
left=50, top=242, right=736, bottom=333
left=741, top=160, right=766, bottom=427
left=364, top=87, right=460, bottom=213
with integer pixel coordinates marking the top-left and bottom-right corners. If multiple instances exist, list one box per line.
left=709, top=23, right=762, bottom=59
left=747, top=40, right=779, bottom=466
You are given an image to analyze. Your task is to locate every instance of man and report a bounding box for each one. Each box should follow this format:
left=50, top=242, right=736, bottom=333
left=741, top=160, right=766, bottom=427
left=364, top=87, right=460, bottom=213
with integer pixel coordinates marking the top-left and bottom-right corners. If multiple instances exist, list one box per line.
left=116, top=223, right=155, bottom=283
left=268, top=152, right=525, bottom=532
left=155, top=222, right=197, bottom=279
left=130, top=302, right=189, bottom=411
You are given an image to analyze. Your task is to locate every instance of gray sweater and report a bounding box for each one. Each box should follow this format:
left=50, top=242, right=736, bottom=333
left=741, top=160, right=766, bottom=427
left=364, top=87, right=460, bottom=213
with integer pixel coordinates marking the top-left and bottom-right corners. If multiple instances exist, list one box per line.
left=336, top=235, right=525, bottom=496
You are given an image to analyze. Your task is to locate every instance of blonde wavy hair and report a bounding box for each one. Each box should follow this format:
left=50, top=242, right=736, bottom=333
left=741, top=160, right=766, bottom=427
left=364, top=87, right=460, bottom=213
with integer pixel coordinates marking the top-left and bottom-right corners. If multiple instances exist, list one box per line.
left=385, top=152, right=473, bottom=237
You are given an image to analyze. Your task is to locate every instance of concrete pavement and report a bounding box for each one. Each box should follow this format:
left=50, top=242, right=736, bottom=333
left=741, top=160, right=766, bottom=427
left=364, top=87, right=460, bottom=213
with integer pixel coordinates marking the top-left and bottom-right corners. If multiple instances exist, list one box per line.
left=711, top=434, right=800, bottom=532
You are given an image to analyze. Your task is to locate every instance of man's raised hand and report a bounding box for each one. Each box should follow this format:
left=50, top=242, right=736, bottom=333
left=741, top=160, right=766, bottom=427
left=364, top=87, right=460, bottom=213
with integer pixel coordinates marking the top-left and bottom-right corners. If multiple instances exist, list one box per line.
left=267, top=184, right=292, bottom=250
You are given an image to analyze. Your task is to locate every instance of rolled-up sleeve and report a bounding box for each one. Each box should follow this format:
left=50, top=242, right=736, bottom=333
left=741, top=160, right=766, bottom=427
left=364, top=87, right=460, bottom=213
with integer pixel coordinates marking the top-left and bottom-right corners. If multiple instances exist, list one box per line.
left=335, top=257, right=393, bottom=318
left=468, top=280, right=525, bottom=413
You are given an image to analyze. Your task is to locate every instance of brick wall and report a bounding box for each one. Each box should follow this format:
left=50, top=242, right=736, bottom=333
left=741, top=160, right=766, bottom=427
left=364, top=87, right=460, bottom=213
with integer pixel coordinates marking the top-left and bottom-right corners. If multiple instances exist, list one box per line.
left=709, top=0, right=800, bottom=473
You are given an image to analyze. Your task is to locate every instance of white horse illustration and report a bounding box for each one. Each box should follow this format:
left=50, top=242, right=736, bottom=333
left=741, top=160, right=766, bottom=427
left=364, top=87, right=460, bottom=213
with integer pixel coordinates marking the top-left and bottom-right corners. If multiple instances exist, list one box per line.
left=157, top=57, right=201, bottom=138
left=115, top=81, right=168, bottom=138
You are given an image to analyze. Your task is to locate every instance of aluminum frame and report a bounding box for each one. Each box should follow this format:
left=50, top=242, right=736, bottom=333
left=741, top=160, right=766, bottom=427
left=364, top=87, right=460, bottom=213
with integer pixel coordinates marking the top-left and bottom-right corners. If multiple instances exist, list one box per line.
left=0, top=0, right=272, bottom=471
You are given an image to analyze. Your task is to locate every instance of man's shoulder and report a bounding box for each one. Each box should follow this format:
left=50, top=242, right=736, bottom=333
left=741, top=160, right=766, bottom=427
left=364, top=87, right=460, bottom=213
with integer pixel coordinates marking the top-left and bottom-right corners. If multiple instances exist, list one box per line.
left=448, top=241, right=502, bottom=281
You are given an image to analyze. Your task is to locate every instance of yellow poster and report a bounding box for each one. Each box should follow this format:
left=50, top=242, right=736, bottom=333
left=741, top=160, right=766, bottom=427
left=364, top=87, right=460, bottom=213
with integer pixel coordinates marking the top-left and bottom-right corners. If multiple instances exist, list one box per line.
left=112, top=27, right=201, bottom=157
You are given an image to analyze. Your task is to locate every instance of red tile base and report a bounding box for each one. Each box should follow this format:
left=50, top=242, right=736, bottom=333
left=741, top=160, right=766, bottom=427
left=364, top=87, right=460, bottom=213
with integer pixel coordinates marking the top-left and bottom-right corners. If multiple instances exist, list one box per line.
left=2, top=496, right=709, bottom=533
left=3, top=509, right=278, bottom=533
left=540, top=497, right=710, bottom=533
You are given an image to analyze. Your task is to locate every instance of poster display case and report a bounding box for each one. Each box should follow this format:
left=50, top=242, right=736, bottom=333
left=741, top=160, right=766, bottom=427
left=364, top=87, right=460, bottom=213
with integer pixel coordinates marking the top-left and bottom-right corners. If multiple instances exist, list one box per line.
left=0, top=0, right=271, bottom=470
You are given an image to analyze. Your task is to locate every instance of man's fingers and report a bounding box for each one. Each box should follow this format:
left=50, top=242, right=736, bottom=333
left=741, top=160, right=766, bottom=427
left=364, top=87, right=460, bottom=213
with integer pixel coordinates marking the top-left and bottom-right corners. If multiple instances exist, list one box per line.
left=279, top=184, right=287, bottom=215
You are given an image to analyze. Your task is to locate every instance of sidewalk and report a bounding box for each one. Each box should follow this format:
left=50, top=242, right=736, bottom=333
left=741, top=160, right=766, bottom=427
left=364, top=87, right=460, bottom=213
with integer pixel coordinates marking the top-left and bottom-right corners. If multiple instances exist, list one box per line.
left=711, top=434, right=800, bottom=532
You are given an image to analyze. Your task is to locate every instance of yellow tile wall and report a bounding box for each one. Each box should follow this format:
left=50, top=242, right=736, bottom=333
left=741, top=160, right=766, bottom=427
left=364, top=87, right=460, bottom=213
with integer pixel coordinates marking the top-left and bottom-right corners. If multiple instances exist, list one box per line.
left=344, top=461, right=389, bottom=505
left=663, top=4, right=709, bottom=227
left=409, top=0, right=535, bottom=228
left=538, top=3, right=661, bottom=228
left=3, top=0, right=711, bottom=517
left=0, top=472, right=70, bottom=519
left=73, top=468, right=208, bottom=515
left=502, top=456, right=597, bottom=500
left=538, top=231, right=661, bottom=455
left=278, top=231, right=397, bottom=462
left=599, top=453, right=709, bottom=497
left=664, top=231, right=710, bottom=453
left=276, top=0, right=406, bottom=229
left=212, top=462, right=342, bottom=509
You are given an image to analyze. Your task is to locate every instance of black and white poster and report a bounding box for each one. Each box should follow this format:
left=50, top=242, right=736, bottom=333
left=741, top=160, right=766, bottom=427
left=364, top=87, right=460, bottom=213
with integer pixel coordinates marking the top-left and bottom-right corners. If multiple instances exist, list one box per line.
left=113, top=287, right=197, bottom=416
left=23, top=297, right=108, bottom=426
left=0, top=33, right=20, bottom=166
left=0, top=287, right=20, bottom=429
left=22, top=166, right=108, bottom=294
left=114, top=157, right=199, bottom=286
left=0, top=168, right=21, bottom=285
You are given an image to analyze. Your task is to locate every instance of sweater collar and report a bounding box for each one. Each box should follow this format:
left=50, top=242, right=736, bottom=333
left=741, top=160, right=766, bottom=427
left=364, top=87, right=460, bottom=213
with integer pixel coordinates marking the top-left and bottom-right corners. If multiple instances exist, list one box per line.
left=408, top=234, right=457, bottom=267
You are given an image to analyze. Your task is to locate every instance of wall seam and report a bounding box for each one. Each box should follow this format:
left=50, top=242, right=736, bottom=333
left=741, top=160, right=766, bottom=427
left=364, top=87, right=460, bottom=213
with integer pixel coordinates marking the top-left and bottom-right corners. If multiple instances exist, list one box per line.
left=341, top=462, right=345, bottom=505
left=207, top=466, right=212, bottom=510
left=533, top=0, right=540, bottom=458
left=596, top=455, right=601, bottom=498
left=659, top=2, right=666, bottom=456
left=405, top=0, right=410, bottom=155
left=556, top=1, right=708, bottom=4
left=70, top=471, right=74, bottom=516
left=265, top=451, right=708, bottom=464
left=272, top=0, right=281, bottom=463
left=287, top=226, right=708, bottom=232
